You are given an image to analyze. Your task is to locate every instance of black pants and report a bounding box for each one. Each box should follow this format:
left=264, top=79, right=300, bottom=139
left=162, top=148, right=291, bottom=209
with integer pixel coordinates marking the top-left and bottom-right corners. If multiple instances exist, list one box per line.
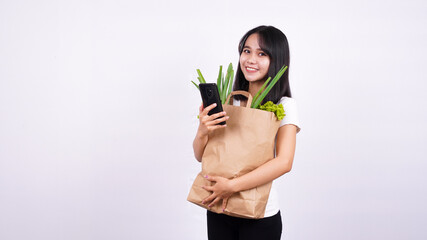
left=207, top=210, right=282, bottom=240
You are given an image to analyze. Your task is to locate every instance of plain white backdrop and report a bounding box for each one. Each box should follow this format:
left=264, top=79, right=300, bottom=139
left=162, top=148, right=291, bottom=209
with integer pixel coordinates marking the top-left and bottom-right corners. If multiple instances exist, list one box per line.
left=1, top=0, right=426, bottom=239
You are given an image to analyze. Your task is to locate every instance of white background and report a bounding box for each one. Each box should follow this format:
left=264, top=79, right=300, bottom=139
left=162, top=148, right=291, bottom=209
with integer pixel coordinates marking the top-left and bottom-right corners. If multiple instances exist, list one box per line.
left=1, top=0, right=426, bottom=239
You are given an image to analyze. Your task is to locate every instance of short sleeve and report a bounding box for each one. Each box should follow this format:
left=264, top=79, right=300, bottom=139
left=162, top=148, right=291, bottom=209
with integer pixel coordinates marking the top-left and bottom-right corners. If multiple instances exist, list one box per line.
left=278, top=97, right=301, bottom=133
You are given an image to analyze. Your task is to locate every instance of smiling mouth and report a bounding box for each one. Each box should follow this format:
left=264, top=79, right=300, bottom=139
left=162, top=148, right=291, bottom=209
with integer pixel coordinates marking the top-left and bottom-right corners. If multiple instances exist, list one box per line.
left=245, top=67, right=258, bottom=72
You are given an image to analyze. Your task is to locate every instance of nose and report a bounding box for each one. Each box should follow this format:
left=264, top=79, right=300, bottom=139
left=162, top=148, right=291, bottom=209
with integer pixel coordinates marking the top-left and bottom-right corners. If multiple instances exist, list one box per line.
left=247, top=53, right=256, bottom=64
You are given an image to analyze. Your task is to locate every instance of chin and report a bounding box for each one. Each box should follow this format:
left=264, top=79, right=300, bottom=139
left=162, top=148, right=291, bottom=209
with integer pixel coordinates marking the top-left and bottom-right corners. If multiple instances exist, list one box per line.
left=245, top=76, right=263, bottom=82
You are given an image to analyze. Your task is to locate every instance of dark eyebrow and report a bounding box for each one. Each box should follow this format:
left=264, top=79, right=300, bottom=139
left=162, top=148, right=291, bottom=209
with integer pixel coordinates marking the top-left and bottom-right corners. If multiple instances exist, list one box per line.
left=243, top=45, right=263, bottom=51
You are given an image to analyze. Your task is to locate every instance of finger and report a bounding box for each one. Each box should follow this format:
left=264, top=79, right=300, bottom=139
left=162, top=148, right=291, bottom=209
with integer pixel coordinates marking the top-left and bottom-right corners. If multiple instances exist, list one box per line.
left=199, top=103, right=204, bottom=114
left=222, top=198, right=229, bottom=212
left=206, top=111, right=227, bottom=121
left=202, top=193, right=217, bottom=205
left=204, top=175, right=216, bottom=183
left=207, top=124, right=227, bottom=131
left=202, top=185, right=214, bottom=192
left=201, top=103, right=217, bottom=115
left=205, top=116, right=228, bottom=126
left=209, top=197, right=221, bottom=208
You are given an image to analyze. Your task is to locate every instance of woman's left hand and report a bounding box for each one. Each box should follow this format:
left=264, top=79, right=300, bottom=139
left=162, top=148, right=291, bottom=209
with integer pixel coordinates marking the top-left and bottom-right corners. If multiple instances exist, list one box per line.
left=202, top=175, right=236, bottom=211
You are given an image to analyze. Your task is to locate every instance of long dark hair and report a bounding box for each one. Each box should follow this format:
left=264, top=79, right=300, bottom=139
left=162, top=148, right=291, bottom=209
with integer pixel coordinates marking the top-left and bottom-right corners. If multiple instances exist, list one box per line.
left=233, top=25, right=291, bottom=104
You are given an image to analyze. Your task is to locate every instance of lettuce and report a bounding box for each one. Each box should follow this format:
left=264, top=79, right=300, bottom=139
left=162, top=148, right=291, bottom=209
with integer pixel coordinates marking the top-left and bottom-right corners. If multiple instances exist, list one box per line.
left=258, top=101, right=285, bottom=120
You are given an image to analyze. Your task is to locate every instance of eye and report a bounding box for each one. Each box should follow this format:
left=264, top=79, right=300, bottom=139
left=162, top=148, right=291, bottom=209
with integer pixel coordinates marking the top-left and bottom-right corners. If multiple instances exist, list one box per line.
left=259, top=52, right=267, bottom=57
left=243, top=49, right=250, bottom=54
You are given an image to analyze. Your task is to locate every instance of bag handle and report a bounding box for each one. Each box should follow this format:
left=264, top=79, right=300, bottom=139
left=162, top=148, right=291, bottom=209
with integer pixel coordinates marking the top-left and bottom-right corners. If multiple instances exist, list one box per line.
left=225, top=91, right=253, bottom=108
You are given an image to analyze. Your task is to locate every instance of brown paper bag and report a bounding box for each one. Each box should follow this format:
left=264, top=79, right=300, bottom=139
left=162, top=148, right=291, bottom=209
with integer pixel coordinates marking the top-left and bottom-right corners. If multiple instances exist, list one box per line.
left=187, top=91, right=281, bottom=219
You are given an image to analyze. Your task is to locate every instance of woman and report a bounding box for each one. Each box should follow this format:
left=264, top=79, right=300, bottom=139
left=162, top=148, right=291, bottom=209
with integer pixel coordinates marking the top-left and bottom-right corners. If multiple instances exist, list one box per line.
left=193, top=25, right=301, bottom=240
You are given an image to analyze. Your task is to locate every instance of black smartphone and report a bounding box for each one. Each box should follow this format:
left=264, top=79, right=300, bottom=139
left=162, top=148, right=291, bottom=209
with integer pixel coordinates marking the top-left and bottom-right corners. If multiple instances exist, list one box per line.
left=199, top=83, right=226, bottom=125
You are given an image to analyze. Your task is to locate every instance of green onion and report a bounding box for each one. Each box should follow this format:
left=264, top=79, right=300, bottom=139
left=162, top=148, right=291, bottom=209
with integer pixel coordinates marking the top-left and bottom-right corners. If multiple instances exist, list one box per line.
left=222, top=63, right=233, bottom=103
left=251, top=65, right=288, bottom=109
left=192, top=63, right=288, bottom=120
left=217, top=65, right=223, bottom=95
left=196, top=69, right=206, bottom=83
left=191, top=81, right=200, bottom=89
left=227, top=69, right=234, bottom=101
left=192, top=63, right=234, bottom=104
left=221, top=72, right=225, bottom=99
left=251, top=76, right=271, bottom=108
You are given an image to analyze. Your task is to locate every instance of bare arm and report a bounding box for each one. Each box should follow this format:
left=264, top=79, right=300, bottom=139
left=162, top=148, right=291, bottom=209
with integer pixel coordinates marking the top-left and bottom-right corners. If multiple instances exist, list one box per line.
left=193, top=103, right=229, bottom=162
left=193, top=132, right=208, bottom=162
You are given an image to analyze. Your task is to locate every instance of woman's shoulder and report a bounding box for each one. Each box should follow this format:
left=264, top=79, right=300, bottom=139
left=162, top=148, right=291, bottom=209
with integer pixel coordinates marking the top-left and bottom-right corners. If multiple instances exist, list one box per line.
left=277, top=96, right=297, bottom=106
left=277, top=96, right=301, bottom=132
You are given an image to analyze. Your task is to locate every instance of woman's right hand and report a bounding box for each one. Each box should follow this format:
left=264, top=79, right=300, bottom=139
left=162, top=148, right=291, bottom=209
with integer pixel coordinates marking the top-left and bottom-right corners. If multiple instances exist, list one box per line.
left=197, top=103, right=228, bottom=138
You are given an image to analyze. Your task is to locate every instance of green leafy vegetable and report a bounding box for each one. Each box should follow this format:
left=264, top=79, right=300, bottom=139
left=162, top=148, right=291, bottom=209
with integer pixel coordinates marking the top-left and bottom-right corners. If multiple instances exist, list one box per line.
left=258, top=101, right=285, bottom=120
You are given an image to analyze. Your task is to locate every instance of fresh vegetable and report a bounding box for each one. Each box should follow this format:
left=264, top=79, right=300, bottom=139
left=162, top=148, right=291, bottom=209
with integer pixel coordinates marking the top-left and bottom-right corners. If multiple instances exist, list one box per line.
left=251, top=65, right=288, bottom=109
left=192, top=63, right=288, bottom=120
left=258, top=101, right=285, bottom=120
left=192, top=63, right=234, bottom=104
left=196, top=69, right=206, bottom=83
left=191, top=81, right=199, bottom=89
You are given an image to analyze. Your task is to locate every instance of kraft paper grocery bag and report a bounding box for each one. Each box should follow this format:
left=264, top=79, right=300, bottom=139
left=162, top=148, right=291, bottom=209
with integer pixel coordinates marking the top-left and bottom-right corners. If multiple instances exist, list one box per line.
left=187, top=91, right=280, bottom=219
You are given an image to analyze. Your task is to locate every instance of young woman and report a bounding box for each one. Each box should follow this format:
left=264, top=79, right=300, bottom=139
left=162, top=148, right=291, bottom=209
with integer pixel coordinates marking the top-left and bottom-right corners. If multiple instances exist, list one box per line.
left=193, top=25, right=301, bottom=240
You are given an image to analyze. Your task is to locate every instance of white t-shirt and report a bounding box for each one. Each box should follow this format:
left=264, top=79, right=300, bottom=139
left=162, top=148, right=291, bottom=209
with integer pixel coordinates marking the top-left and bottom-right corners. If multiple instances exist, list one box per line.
left=233, top=96, right=301, bottom=218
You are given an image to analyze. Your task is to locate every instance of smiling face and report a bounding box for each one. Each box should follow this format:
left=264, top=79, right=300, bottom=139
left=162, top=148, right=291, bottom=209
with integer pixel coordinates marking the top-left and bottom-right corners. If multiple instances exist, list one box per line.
left=239, top=33, right=271, bottom=83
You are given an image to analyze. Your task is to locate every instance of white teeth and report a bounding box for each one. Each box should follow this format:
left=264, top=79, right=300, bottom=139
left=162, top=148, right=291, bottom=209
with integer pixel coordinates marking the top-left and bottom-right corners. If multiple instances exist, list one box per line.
left=246, top=67, right=257, bottom=71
